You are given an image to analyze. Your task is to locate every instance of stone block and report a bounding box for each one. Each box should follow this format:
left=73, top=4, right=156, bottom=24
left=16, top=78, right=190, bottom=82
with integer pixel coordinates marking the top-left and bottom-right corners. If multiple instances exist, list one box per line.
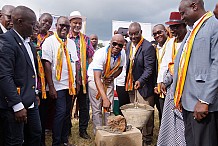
left=95, top=127, right=142, bottom=146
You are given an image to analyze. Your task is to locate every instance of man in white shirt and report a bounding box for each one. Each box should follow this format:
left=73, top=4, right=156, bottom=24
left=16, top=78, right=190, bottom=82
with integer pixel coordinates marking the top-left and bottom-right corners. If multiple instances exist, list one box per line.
left=0, top=5, right=14, bottom=34
left=42, top=16, right=78, bottom=146
left=88, top=34, right=125, bottom=133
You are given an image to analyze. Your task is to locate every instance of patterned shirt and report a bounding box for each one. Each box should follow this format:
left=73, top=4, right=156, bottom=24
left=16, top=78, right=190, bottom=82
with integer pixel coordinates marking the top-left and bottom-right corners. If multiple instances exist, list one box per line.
left=69, top=31, right=94, bottom=85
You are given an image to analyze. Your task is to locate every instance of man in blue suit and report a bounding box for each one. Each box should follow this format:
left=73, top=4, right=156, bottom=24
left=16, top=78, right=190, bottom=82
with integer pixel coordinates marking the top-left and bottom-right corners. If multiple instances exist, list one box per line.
left=172, top=0, right=218, bottom=145
left=125, top=22, right=156, bottom=146
left=0, top=6, right=41, bottom=146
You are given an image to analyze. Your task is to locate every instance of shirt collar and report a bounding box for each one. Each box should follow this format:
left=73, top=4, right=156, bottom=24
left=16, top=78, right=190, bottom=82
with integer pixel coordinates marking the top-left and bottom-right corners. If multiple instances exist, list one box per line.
left=13, top=29, right=30, bottom=43
left=68, top=30, right=80, bottom=39
left=188, top=13, right=205, bottom=31
left=0, top=23, right=7, bottom=33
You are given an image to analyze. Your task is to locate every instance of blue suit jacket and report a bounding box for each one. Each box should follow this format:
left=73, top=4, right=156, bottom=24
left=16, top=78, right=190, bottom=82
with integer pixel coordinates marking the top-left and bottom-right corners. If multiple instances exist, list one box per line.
left=0, top=29, right=38, bottom=109
left=172, top=16, right=218, bottom=112
left=125, top=38, right=156, bottom=98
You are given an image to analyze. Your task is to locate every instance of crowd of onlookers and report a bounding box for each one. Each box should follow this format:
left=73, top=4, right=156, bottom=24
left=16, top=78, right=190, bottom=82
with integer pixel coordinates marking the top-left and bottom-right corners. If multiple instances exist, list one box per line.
left=0, top=1, right=218, bottom=146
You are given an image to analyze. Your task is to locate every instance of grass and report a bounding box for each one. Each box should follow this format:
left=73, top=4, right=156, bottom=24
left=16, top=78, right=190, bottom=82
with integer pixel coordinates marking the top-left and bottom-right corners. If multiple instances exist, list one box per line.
left=45, top=107, right=160, bottom=146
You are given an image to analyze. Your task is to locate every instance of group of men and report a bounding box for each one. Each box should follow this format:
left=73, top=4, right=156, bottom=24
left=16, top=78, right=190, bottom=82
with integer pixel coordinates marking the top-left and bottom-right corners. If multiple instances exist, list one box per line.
left=0, top=0, right=218, bottom=146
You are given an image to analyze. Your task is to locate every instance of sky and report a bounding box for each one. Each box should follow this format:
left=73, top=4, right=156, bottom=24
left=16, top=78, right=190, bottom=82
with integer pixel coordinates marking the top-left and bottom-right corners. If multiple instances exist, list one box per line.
left=0, top=0, right=217, bottom=40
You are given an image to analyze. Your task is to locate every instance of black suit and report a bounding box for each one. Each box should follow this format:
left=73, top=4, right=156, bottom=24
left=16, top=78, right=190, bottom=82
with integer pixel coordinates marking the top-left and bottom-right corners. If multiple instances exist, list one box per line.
left=126, top=39, right=156, bottom=98
left=0, top=29, right=41, bottom=146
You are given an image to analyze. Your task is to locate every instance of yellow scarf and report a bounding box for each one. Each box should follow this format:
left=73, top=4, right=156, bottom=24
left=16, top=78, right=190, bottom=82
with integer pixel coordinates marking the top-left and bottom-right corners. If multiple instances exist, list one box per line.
left=79, top=32, right=87, bottom=94
left=156, top=37, right=170, bottom=98
left=174, top=12, right=213, bottom=108
left=168, top=38, right=179, bottom=75
left=96, top=47, right=121, bottom=100
left=55, top=32, right=76, bottom=95
left=125, top=37, right=144, bottom=91
left=37, top=52, right=46, bottom=99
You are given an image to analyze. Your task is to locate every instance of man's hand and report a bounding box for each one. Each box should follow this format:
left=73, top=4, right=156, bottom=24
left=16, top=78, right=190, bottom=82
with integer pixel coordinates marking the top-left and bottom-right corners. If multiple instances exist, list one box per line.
left=154, top=87, right=160, bottom=94
left=49, top=85, right=57, bottom=99
left=160, top=83, right=167, bottom=95
left=15, top=108, right=27, bottom=123
left=134, top=81, right=141, bottom=90
left=102, top=98, right=111, bottom=111
left=104, top=76, right=114, bottom=86
left=193, top=100, right=209, bottom=121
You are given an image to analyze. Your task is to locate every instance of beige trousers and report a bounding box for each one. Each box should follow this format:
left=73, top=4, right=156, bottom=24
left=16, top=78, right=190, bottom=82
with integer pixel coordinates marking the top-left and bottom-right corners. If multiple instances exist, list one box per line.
left=88, top=77, right=114, bottom=134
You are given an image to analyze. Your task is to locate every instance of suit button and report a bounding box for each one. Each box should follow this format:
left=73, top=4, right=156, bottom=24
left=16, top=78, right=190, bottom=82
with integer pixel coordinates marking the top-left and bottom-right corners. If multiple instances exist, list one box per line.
left=32, top=86, right=35, bottom=89
left=32, top=75, right=35, bottom=78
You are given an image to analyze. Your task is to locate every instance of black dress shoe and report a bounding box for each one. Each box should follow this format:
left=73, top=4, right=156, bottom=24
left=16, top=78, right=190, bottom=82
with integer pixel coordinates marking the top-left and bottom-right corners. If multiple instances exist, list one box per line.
left=79, top=131, right=91, bottom=139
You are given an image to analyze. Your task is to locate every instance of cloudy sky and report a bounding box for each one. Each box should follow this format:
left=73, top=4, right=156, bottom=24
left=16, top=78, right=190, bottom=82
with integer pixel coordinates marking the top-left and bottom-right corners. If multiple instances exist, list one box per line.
left=1, top=0, right=216, bottom=40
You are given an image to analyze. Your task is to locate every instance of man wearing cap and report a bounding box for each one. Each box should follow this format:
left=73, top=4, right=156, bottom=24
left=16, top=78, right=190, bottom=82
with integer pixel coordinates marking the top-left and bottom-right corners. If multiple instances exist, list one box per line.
left=0, top=5, right=15, bottom=34
left=171, top=0, right=218, bottom=145
left=125, top=22, right=156, bottom=146
left=152, top=24, right=169, bottom=123
left=68, top=11, right=94, bottom=139
left=157, top=12, right=187, bottom=146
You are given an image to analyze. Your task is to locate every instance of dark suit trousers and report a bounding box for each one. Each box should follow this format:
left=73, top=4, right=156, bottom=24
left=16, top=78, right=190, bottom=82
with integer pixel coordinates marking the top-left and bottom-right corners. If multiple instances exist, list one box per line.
left=76, top=85, right=90, bottom=133
left=0, top=106, right=41, bottom=146
left=23, top=106, right=42, bottom=146
left=183, top=109, right=218, bottom=146
left=52, top=89, right=72, bottom=146
left=116, top=85, right=130, bottom=115
left=154, top=93, right=165, bottom=123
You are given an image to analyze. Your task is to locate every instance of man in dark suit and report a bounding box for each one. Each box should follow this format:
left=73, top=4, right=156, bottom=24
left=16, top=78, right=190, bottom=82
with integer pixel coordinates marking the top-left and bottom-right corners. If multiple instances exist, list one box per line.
left=0, top=5, right=15, bottom=34
left=125, top=22, right=156, bottom=146
left=0, top=6, right=41, bottom=146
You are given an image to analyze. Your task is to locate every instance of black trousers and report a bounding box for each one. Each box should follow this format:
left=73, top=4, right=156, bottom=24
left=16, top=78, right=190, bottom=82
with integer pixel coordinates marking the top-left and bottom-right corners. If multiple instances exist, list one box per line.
left=0, top=106, right=41, bottom=146
left=74, top=85, right=90, bottom=133
left=154, top=93, right=165, bottom=123
left=116, top=85, right=130, bottom=115
left=183, top=109, right=218, bottom=146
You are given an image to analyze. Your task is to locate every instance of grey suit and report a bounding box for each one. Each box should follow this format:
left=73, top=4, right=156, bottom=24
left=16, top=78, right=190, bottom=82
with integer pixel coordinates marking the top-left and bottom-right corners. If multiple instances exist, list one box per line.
left=172, top=15, right=218, bottom=146
left=172, top=16, right=218, bottom=112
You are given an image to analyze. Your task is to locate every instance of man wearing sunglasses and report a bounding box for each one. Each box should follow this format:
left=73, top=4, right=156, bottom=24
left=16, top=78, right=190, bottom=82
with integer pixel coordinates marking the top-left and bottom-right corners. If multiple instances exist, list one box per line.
left=87, top=34, right=125, bottom=134
left=42, top=16, right=78, bottom=146
left=0, top=5, right=15, bottom=34
left=125, top=22, right=156, bottom=146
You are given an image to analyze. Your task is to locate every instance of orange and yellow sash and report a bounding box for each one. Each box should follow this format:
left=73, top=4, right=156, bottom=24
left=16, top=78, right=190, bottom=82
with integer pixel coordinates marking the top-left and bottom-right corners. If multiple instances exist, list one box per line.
left=168, top=38, right=179, bottom=75
left=37, top=52, right=47, bottom=99
left=80, top=32, right=87, bottom=94
left=174, top=12, right=213, bottom=108
left=55, top=32, right=76, bottom=95
left=37, top=33, right=49, bottom=48
left=96, top=47, right=121, bottom=100
left=156, top=37, right=170, bottom=98
left=125, top=37, right=144, bottom=91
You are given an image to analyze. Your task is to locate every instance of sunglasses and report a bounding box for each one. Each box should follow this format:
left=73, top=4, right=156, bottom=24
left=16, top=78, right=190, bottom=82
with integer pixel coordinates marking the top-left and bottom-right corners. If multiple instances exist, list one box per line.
left=152, top=30, right=164, bottom=37
left=112, top=42, right=123, bottom=48
left=169, top=24, right=181, bottom=30
left=59, top=24, right=70, bottom=29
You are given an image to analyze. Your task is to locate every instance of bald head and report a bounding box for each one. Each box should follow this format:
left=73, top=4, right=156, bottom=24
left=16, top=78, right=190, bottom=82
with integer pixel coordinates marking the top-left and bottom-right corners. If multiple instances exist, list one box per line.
left=111, top=34, right=125, bottom=55
left=90, top=34, right=98, bottom=49
left=12, top=6, right=36, bottom=38
left=0, top=5, right=15, bottom=30
left=128, top=22, right=142, bottom=45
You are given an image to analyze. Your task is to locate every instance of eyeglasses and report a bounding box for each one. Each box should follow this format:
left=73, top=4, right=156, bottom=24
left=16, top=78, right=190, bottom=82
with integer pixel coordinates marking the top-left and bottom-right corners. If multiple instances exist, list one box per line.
left=152, top=30, right=164, bottom=37
left=59, top=24, right=70, bottom=29
left=112, top=42, right=123, bottom=48
left=128, top=31, right=140, bottom=37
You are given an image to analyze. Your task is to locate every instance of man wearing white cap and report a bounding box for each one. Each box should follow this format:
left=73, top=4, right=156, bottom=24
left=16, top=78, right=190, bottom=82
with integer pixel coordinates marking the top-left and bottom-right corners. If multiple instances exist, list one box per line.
left=68, top=11, right=94, bottom=139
